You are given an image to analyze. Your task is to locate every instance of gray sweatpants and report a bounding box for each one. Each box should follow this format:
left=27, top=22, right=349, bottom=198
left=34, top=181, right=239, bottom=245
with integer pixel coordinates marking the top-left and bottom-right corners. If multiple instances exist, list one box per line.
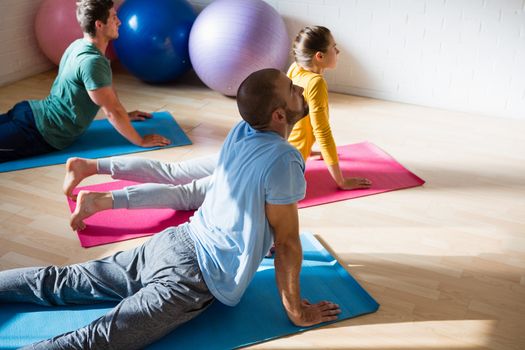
left=0, top=226, right=214, bottom=350
left=98, top=154, right=218, bottom=210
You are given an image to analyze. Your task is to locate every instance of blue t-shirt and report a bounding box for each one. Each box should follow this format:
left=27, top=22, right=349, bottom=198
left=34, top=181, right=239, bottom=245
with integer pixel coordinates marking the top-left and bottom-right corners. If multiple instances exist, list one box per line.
left=186, top=121, right=306, bottom=306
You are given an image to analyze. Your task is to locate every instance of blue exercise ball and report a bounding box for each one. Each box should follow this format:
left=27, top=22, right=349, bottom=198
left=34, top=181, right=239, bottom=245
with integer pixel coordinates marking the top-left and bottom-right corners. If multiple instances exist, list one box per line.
left=114, top=0, right=196, bottom=83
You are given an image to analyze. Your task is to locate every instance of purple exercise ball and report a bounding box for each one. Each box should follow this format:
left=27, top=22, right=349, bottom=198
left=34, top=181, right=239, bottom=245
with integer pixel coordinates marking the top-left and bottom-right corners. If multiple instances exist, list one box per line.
left=189, top=0, right=290, bottom=96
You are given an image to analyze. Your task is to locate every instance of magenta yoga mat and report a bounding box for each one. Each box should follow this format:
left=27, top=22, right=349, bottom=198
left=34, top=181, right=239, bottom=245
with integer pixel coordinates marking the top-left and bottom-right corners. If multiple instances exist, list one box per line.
left=299, top=141, right=424, bottom=208
left=67, top=142, right=424, bottom=247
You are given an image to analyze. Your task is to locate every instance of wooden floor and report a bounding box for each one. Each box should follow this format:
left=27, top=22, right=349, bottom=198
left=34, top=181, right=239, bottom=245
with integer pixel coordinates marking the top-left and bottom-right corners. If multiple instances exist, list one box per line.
left=1, top=66, right=524, bottom=350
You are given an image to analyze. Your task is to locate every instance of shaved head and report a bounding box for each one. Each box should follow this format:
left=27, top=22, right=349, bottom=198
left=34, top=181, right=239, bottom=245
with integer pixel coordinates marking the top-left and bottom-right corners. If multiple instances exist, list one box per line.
left=236, top=69, right=286, bottom=130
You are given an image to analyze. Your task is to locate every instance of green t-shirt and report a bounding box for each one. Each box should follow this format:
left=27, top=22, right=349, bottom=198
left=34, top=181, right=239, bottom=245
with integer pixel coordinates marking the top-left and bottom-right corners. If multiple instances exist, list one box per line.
left=29, top=39, right=112, bottom=149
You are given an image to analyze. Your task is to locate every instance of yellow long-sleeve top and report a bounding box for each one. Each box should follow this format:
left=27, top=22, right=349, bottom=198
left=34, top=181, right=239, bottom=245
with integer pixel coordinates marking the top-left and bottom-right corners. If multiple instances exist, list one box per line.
left=287, top=62, right=339, bottom=165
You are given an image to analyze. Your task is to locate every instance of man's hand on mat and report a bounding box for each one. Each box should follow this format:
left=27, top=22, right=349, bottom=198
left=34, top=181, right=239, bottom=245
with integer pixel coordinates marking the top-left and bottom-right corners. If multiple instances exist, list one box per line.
left=128, top=110, right=153, bottom=121
left=338, top=177, right=372, bottom=190
left=290, top=299, right=341, bottom=327
left=140, top=134, right=171, bottom=147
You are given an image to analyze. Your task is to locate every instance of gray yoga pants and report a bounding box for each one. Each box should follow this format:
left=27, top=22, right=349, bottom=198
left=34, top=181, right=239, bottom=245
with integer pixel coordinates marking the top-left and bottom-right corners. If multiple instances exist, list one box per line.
left=98, top=154, right=218, bottom=210
left=0, top=226, right=214, bottom=350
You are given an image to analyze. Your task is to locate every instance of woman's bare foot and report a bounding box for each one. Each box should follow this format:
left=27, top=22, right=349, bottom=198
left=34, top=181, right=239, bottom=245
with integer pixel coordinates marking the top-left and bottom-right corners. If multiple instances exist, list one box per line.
left=63, top=158, right=98, bottom=199
left=70, top=191, right=113, bottom=231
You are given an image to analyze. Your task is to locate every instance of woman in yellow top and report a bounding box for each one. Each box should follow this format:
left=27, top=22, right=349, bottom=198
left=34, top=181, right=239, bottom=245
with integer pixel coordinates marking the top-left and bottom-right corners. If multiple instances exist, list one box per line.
left=288, top=26, right=371, bottom=190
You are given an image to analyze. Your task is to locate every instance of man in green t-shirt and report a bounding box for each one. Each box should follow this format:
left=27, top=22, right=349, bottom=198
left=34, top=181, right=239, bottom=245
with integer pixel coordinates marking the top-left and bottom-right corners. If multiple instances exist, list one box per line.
left=0, top=0, right=170, bottom=163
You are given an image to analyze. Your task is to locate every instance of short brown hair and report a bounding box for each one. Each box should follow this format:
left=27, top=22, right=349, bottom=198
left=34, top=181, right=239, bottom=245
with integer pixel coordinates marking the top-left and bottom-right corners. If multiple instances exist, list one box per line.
left=292, top=26, right=332, bottom=69
left=76, top=0, right=114, bottom=37
left=236, top=69, right=285, bottom=130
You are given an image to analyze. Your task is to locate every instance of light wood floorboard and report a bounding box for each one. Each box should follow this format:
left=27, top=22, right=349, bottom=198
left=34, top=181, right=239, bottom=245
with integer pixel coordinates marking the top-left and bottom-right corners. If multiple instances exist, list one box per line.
left=1, top=66, right=524, bottom=350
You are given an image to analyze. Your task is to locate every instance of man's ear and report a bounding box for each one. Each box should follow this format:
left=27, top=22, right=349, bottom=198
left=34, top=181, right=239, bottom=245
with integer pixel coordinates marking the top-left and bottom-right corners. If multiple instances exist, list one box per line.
left=271, top=107, right=286, bottom=124
left=95, top=19, right=103, bottom=31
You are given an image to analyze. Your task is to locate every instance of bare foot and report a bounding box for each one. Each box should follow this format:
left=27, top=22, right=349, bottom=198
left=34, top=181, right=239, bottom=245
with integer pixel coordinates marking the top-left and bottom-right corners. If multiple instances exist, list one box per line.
left=63, top=158, right=98, bottom=199
left=70, top=191, right=113, bottom=231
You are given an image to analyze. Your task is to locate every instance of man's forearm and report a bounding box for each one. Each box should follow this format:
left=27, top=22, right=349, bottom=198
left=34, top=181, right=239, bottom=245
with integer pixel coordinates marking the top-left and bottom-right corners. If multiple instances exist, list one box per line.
left=274, top=234, right=303, bottom=322
left=106, top=107, right=143, bottom=146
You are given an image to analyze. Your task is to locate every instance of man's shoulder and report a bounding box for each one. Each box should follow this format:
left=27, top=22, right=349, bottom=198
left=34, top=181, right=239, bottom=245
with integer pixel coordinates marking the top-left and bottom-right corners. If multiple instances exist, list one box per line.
left=226, top=122, right=302, bottom=160
left=272, top=143, right=304, bottom=165
left=57, top=40, right=112, bottom=89
left=67, top=40, right=108, bottom=66
left=67, top=39, right=97, bottom=55
left=259, top=139, right=304, bottom=174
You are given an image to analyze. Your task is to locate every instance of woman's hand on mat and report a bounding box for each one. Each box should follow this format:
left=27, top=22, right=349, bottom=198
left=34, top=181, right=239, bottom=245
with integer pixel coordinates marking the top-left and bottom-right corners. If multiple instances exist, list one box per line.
left=290, top=299, right=341, bottom=327
left=128, top=110, right=153, bottom=121
left=327, top=164, right=372, bottom=190
left=338, top=177, right=372, bottom=190
left=140, top=134, right=171, bottom=147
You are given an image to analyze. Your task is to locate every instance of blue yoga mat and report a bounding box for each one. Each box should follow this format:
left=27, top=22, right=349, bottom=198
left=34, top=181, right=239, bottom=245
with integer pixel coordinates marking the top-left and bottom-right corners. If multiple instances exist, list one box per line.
left=0, top=111, right=192, bottom=173
left=0, top=232, right=379, bottom=349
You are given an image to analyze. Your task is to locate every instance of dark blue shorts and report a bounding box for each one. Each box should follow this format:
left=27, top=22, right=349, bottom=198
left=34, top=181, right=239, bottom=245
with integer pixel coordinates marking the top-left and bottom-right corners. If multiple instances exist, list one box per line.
left=0, top=101, right=56, bottom=163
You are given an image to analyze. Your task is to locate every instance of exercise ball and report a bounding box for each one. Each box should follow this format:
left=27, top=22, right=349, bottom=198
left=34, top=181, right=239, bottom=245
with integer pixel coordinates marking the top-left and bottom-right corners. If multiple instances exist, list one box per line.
left=114, top=0, right=196, bottom=83
left=189, top=0, right=289, bottom=96
left=35, top=0, right=83, bottom=65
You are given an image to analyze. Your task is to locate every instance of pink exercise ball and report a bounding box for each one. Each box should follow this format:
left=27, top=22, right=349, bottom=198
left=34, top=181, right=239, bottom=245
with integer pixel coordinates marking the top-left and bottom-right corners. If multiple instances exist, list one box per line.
left=35, top=0, right=83, bottom=65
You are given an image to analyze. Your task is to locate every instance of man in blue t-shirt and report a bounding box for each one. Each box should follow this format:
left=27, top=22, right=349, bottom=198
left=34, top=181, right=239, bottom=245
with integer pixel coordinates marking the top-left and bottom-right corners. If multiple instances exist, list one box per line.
left=0, top=69, right=341, bottom=349
left=0, top=0, right=169, bottom=163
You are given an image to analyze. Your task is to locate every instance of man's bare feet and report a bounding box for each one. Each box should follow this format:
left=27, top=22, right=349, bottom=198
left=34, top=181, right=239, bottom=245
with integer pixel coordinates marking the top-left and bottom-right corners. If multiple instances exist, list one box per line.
left=63, top=158, right=98, bottom=199
left=70, top=191, right=113, bottom=231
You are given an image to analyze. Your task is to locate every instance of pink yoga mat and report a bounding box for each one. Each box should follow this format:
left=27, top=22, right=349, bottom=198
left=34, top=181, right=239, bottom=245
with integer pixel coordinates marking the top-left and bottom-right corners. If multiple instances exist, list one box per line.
left=299, top=141, right=425, bottom=208
left=67, top=142, right=424, bottom=247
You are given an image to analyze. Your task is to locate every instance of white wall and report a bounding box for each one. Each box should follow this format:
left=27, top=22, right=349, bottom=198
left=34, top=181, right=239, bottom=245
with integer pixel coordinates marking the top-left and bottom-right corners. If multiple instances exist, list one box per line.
left=309, top=0, right=525, bottom=120
left=0, top=0, right=52, bottom=87
left=2, top=0, right=524, bottom=119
